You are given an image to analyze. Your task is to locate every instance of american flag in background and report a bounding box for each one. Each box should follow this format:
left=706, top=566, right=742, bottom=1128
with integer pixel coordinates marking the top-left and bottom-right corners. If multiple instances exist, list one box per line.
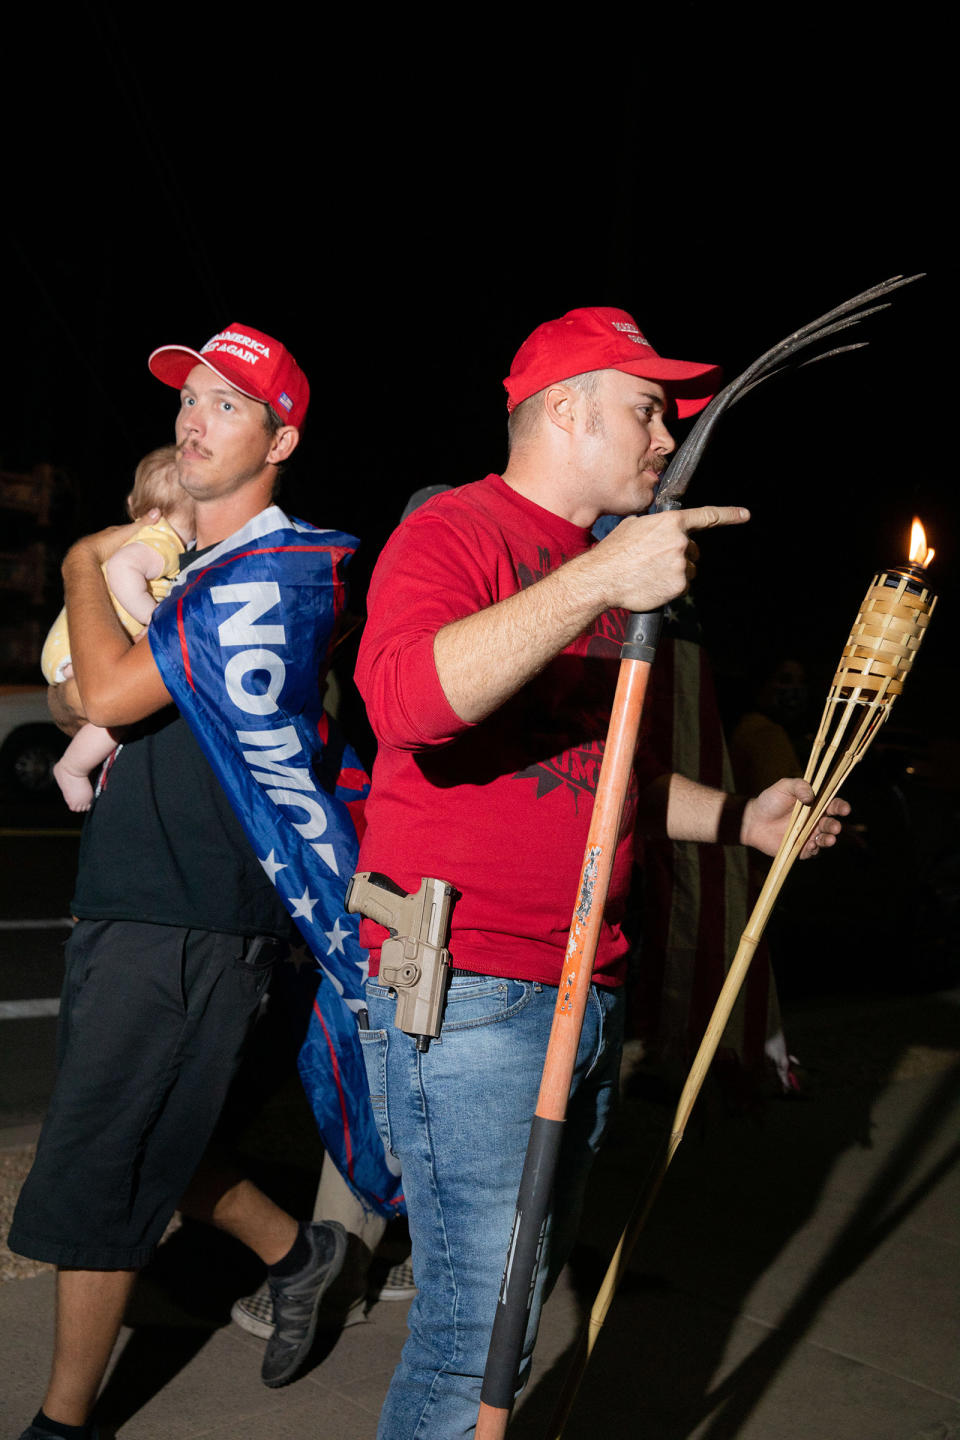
left=629, top=596, right=793, bottom=1091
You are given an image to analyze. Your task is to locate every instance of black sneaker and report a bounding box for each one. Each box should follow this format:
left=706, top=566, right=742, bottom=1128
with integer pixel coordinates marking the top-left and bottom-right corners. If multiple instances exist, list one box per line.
left=261, top=1220, right=347, bottom=1388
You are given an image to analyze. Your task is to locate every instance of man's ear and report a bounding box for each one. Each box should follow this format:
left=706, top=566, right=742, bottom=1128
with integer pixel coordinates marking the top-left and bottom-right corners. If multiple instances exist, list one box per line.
left=268, top=426, right=300, bottom=465
left=542, top=384, right=578, bottom=434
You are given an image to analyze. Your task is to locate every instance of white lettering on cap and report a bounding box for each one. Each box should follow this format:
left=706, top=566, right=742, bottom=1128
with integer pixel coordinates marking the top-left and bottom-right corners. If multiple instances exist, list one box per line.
left=211, top=343, right=260, bottom=366
left=612, top=320, right=651, bottom=346
left=201, top=330, right=272, bottom=359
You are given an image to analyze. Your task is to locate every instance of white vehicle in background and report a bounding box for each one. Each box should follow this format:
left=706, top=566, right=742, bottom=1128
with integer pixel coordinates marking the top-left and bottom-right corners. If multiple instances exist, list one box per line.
left=0, top=686, right=68, bottom=796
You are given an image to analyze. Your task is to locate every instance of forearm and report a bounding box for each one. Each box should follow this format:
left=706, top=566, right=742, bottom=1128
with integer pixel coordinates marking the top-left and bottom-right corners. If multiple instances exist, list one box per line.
left=636, top=772, right=746, bottom=845
left=638, top=772, right=847, bottom=860
left=63, top=538, right=171, bottom=727
left=433, top=547, right=609, bottom=723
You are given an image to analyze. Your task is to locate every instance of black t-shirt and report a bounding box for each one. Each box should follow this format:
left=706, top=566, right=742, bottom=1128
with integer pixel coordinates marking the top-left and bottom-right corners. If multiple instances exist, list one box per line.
left=71, top=540, right=294, bottom=939
left=71, top=706, right=294, bottom=938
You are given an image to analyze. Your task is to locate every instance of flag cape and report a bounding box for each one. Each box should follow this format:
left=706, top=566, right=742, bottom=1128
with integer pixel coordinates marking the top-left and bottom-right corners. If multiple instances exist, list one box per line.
left=149, top=505, right=403, bottom=1216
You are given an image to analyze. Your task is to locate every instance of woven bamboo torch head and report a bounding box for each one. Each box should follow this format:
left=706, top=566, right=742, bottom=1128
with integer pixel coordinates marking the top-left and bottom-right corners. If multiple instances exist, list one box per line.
left=833, top=517, right=937, bottom=710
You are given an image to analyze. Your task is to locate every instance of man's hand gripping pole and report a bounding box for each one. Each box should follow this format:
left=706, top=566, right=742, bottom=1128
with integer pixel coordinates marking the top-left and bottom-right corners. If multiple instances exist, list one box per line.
left=345, top=872, right=457, bottom=1052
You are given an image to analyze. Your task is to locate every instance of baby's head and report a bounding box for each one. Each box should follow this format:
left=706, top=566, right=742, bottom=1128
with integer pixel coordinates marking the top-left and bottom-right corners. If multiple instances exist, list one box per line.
left=126, top=444, right=196, bottom=543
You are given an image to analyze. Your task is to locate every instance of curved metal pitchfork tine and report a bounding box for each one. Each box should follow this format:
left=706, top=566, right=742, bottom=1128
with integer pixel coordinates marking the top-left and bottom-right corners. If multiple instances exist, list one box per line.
left=795, top=342, right=870, bottom=370
left=703, top=315, right=885, bottom=416
left=759, top=303, right=893, bottom=364
left=729, top=343, right=870, bottom=407
left=655, top=275, right=923, bottom=506
left=706, top=286, right=899, bottom=400
left=746, top=274, right=920, bottom=364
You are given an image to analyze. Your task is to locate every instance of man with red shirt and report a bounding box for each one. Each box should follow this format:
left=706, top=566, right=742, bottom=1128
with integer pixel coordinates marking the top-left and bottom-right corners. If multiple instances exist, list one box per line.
left=354, top=307, right=844, bottom=1438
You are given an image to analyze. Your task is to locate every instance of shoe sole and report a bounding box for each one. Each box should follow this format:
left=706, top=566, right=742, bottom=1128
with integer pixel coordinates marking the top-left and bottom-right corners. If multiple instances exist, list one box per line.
left=234, top=1290, right=371, bottom=1341
left=376, top=1285, right=417, bottom=1301
left=230, top=1298, right=274, bottom=1340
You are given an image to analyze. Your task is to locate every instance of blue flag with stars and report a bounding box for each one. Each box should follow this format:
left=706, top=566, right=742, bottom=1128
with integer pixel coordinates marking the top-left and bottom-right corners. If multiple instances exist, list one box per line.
left=149, top=505, right=403, bottom=1217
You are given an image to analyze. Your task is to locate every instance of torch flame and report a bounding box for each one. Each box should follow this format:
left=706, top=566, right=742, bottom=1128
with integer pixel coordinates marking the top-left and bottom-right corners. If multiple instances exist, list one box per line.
left=909, top=517, right=935, bottom=569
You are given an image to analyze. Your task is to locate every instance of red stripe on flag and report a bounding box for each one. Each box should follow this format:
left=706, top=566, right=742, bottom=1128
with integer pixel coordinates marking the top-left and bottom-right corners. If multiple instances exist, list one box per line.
left=176, top=543, right=352, bottom=599
left=339, top=767, right=368, bottom=791
left=307, top=996, right=405, bottom=1211
left=176, top=594, right=195, bottom=691
left=311, top=995, right=354, bottom=1179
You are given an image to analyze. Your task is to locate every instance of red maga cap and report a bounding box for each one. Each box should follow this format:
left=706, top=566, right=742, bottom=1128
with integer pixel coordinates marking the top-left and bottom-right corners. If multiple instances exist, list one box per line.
left=148, top=324, right=310, bottom=428
left=504, top=307, right=720, bottom=419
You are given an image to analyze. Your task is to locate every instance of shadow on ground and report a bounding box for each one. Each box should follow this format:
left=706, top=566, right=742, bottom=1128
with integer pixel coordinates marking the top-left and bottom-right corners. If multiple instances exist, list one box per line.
left=512, top=989, right=960, bottom=1439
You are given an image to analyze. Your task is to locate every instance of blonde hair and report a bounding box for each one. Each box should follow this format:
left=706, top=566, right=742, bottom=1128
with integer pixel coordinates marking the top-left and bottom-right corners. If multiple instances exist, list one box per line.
left=506, top=369, right=604, bottom=454
left=125, top=444, right=190, bottom=521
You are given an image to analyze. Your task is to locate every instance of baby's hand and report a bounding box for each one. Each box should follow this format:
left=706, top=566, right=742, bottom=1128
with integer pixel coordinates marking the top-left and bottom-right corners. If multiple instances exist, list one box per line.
left=66, top=510, right=162, bottom=569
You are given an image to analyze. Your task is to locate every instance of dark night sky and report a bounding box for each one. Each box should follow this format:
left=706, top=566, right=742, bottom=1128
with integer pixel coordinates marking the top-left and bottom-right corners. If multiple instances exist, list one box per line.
left=1, top=5, right=951, bottom=732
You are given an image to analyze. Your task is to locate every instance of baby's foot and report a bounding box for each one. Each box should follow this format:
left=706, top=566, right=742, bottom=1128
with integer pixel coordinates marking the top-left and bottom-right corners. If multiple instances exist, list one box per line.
left=53, top=760, right=94, bottom=812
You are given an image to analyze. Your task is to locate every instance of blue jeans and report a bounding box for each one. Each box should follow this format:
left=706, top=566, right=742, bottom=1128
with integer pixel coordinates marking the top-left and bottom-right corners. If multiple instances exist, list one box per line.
left=360, top=972, right=624, bottom=1439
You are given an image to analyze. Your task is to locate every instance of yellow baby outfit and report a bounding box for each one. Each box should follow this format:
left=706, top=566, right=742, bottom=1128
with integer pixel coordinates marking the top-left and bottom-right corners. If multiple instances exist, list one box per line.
left=41, top=517, right=185, bottom=684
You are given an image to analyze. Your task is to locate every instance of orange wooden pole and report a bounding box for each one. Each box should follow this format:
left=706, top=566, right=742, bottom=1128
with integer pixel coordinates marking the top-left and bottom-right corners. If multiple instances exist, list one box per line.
left=538, top=657, right=651, bottom=1119
left=476, top=652, right=654, bottom=1440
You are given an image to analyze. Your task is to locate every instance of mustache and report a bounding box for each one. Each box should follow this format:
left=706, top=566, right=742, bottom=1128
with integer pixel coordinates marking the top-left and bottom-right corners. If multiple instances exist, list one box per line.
left=177, top=440, right=212, bottom=460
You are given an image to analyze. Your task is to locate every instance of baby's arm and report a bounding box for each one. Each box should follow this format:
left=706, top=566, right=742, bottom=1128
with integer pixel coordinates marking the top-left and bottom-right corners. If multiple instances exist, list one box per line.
left=60, top=520, right=171, bottom=727
left=105, top=541, right=167, bottom=626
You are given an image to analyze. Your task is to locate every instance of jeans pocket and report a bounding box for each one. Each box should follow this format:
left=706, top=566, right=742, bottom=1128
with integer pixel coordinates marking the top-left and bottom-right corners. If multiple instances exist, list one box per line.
left=441, top=975, right=535, bottom=1031
left=358, top=1026, right=395, bottom=1159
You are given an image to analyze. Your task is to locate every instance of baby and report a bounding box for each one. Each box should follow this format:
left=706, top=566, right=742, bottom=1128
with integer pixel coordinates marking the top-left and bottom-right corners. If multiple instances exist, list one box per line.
left=42, top=445, right=196, bottom=811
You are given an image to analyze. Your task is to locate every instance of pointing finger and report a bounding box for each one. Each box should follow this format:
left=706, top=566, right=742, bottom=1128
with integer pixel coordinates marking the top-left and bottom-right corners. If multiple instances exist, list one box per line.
left=680, top=505, right=751, bottom=531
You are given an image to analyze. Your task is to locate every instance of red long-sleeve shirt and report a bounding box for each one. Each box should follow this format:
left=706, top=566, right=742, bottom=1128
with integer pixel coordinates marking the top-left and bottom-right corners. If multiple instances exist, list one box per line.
left=355, top=474, right=667, bottom=986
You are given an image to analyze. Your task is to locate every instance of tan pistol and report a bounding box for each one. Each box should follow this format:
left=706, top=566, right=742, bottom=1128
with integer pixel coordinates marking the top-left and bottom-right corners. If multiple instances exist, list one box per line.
left=346, top=872, right=458, bottom=1052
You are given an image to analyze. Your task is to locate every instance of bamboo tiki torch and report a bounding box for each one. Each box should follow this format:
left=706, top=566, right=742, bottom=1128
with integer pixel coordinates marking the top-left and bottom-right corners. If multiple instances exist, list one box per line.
left=546, top=519, right=938, bottom=1438
left=475, top=276, right=922, bottom=1440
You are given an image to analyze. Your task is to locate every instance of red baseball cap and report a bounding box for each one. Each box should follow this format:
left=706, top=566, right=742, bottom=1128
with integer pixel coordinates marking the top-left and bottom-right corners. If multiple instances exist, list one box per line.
left=149, top=324, right=310, bottom=429
left=504, top=307, right=720, bottom=419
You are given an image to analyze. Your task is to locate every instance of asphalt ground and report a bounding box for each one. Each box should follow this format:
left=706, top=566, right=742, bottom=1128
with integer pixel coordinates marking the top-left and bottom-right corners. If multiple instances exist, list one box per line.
left=1, top=797, right=958, bottom=1436
left=0, top=810, right=78, bottom=1136
left=2, top=996, right=958, bottom=1438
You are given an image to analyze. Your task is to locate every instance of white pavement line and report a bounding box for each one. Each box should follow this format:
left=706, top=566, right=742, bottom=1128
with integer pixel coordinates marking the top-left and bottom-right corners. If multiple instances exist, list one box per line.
left=0, top=919, right=73, bottom=930
left=0, top=999, right=60, bottom=1019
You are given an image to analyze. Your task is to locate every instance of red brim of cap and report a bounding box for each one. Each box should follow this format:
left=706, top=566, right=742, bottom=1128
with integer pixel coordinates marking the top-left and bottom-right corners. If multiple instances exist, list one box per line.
left=147, top=344, right=265, bottom=405
left=504, top=354, right=722, bottom=419
left=610, top=356, right=721, bottom=420
left=148, top=345, right=206, bottom=389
